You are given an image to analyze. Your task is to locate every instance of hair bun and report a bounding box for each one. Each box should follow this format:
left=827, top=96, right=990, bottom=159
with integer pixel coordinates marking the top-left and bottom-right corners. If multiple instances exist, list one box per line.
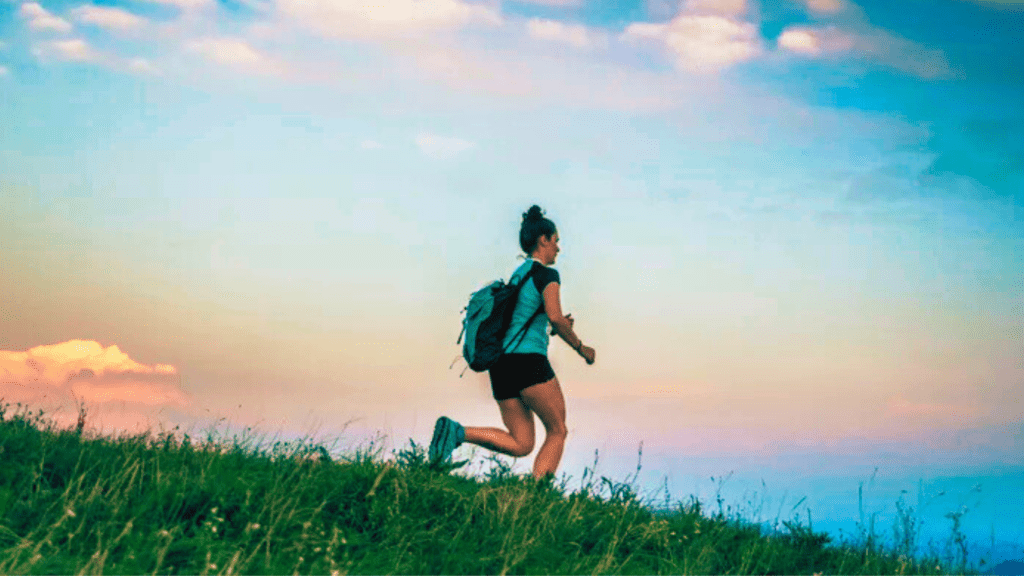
left=523, top=205, right=545, bottom=222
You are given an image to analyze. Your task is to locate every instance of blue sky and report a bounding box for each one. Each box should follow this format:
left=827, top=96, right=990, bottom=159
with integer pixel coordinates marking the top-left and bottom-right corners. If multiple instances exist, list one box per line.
left=2, top=0, right=1023, bottom=566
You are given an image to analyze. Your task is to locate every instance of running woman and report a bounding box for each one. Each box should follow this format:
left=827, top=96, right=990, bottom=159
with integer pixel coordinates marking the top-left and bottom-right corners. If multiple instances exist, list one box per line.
left=430, top=205, right=596, bottom=480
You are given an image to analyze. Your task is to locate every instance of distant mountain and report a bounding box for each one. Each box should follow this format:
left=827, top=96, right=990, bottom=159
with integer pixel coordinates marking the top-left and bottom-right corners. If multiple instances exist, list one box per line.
left=984, top=560, right=1024, bottom=575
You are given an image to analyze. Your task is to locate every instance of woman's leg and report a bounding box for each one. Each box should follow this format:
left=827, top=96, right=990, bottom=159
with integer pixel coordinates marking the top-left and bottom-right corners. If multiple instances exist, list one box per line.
left=519, top=377, right=567, bottom=479
left=463, top=398, right=536, bottom=458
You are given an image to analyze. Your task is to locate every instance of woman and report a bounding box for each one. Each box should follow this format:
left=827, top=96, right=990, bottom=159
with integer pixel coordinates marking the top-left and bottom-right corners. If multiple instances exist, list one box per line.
left=430, top=205, right=596, bottom=480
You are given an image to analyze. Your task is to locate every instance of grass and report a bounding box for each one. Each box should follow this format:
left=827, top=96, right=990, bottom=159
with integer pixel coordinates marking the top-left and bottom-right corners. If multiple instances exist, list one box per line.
left=0, top=402, right=982, bottom=575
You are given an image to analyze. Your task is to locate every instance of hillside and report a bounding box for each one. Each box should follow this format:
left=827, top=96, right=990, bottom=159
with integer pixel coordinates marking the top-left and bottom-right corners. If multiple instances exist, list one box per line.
left=0, top=404, right=973, bottom=575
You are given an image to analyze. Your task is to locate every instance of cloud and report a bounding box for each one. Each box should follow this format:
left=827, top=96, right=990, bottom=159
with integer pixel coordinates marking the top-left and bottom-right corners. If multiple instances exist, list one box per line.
left=415, top=132, right=476, bottom=159
left=777, top=25, right=855, bottom=56
left=360, top=140, right=384, bottom=149
left=680, top=0, right=749, bottom=17
left=187, top=37, right=281, bottom=74
left=1, top=340, right=188, bottom=433
left=276, top=0, right=502, bottom=41
left=513, top=0, right=581, bottom=5
left=130, top=0, right=213, bottom=11
left=526, top=18, right=595, bottom=49
left=71, top=5, right=147, bottom=31
left=623, top=13, right=764, bottom=73
left=31, top=37, right=160, bottom=75
left=127, top=57, right=159, bottom=74
left=0, top=65, right=8, bottom=76
left=1, top=340, right=176, bottom=383
left=777, top=24, right=956, bottom=78
left=34, top=38, right=100, bottom=62
left=801, top=0, right=848, bottom=14
left=20, top=2, right=73, bottom=33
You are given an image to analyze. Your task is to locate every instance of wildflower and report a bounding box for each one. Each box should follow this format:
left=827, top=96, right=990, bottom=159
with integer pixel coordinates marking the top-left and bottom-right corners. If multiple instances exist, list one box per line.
left=314, top=547, right=322, bottom=552
left=158, top=529, right=171, bottom=537
left=211, top=526, right=218, bottom=533
left=66, top=508, right=76, bottom=518
left=209, top=564, right=217, bottom=570
left=250, top=523, right=261, bottom=530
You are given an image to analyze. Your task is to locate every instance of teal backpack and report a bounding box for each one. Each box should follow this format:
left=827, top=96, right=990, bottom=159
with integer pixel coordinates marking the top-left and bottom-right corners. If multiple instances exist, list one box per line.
left=453, top=263, right=546, bottom=376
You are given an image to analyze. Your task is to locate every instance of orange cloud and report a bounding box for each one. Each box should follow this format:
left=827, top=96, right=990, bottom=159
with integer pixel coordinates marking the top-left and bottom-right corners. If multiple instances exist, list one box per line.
left=0, top=340, right=188, bottom=434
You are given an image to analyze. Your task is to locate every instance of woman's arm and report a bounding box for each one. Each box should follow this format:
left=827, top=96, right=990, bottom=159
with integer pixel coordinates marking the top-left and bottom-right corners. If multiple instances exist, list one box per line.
left=542, top=282, right=595, bottom=364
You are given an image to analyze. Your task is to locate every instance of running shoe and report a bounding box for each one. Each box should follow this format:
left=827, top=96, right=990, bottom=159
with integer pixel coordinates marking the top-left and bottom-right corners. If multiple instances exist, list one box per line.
left=429, top=416, right=465, bottom=462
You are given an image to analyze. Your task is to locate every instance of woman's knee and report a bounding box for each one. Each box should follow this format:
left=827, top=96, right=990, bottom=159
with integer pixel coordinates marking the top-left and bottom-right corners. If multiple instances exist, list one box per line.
left=546, top=421, right=568, bottom=439
left=512, top=441, right=534, bottom=457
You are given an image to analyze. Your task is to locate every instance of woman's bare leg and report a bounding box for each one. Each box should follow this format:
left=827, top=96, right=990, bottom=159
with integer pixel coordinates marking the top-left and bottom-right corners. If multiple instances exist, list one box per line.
left=463, top=397, right=536, bottom=458
left=519, top=377, right=567, bottom=479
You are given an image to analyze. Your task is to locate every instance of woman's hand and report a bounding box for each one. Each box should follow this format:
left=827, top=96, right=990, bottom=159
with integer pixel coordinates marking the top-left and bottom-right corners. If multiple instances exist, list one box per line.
left=579, top=345, right=595, bottom=365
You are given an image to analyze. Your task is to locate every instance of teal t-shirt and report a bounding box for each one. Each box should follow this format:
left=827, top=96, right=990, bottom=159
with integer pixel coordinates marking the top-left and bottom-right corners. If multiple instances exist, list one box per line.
left=502, top=259, right=561, bottom=356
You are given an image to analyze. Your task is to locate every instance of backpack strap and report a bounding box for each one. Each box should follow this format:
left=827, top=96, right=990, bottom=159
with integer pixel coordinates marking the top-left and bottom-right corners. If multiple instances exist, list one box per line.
left=503, top=263, right=547, bottom=354
left=504, top=305, right=546, bottom=354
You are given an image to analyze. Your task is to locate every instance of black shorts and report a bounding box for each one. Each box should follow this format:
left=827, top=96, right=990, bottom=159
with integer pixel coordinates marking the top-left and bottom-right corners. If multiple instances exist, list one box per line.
left=489, top=353, right=556, bottom=401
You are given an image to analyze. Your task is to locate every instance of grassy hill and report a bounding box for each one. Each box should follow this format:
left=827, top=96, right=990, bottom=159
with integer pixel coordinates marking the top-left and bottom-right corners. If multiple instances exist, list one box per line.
left=0, top=403, right=976, bottom=575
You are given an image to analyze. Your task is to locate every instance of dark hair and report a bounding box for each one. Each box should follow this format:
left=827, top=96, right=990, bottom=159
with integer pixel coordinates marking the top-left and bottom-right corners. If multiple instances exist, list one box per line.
left=519, top=205, right=557, bottom=255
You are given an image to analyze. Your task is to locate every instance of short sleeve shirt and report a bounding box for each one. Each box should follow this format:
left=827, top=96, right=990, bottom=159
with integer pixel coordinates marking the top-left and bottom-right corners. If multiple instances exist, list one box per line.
left=501, top=259, right=560, bottom=356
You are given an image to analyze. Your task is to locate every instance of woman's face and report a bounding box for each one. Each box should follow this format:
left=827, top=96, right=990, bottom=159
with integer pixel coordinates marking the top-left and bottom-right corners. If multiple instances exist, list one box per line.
left=540, top=232, right=560, bottom=265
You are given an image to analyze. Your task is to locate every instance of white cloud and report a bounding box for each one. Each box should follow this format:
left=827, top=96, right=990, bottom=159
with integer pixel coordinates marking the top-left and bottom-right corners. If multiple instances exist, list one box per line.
left=0, top=340, right=189, bottom=434
left=20, top=2, right=73, bottom=32
left=802, top=0, right=847, bottom=14
left=513, top=0, right=581, bottom=5
left=360, top=140, right=384, bottom=149
left=681, top=0, right=748, bottom=17
left=0, top=65, right=8, bottom=76
left=778, top=27, right=821, bottom=55
left=396, top=40, right=687, bottom=112
left=623, top=14, right=764, bottom=73
left=72, top=5, right=147, bottom=31
left=527, top=18, right=594, bottom=49
left=415, top=132, right=475, bottom=159
left=777, top=24, right=955, bottom=79
left=31, top=36, right=160, bottom=74
left=277, top=0, right=501, bottom=41
left=127, top=57, right=159, bottom=74
left=187, top=37, right=280, bottom=73
left=35, top=38, right=99, bottom=61
left=130, top=0, right=213, bottom=10
left=778, top=25, right=854, bottom=56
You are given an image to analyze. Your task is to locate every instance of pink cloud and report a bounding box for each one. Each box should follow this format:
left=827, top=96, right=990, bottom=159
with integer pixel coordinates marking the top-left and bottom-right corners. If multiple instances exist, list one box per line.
left=0, top=340, right=188, bottom=434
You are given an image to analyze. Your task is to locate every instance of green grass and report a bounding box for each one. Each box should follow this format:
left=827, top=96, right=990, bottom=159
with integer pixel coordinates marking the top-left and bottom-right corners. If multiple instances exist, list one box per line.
left=0, top=403, right=978, bottom=575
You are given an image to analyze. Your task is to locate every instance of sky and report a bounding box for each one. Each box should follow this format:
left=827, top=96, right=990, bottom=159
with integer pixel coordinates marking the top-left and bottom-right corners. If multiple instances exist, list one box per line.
left=1, top=0, right=1022, bottom=566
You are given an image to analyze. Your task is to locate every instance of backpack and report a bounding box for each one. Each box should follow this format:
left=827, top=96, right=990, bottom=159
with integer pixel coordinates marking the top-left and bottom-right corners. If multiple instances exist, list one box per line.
left=453, top=263, right=547, bottom=376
